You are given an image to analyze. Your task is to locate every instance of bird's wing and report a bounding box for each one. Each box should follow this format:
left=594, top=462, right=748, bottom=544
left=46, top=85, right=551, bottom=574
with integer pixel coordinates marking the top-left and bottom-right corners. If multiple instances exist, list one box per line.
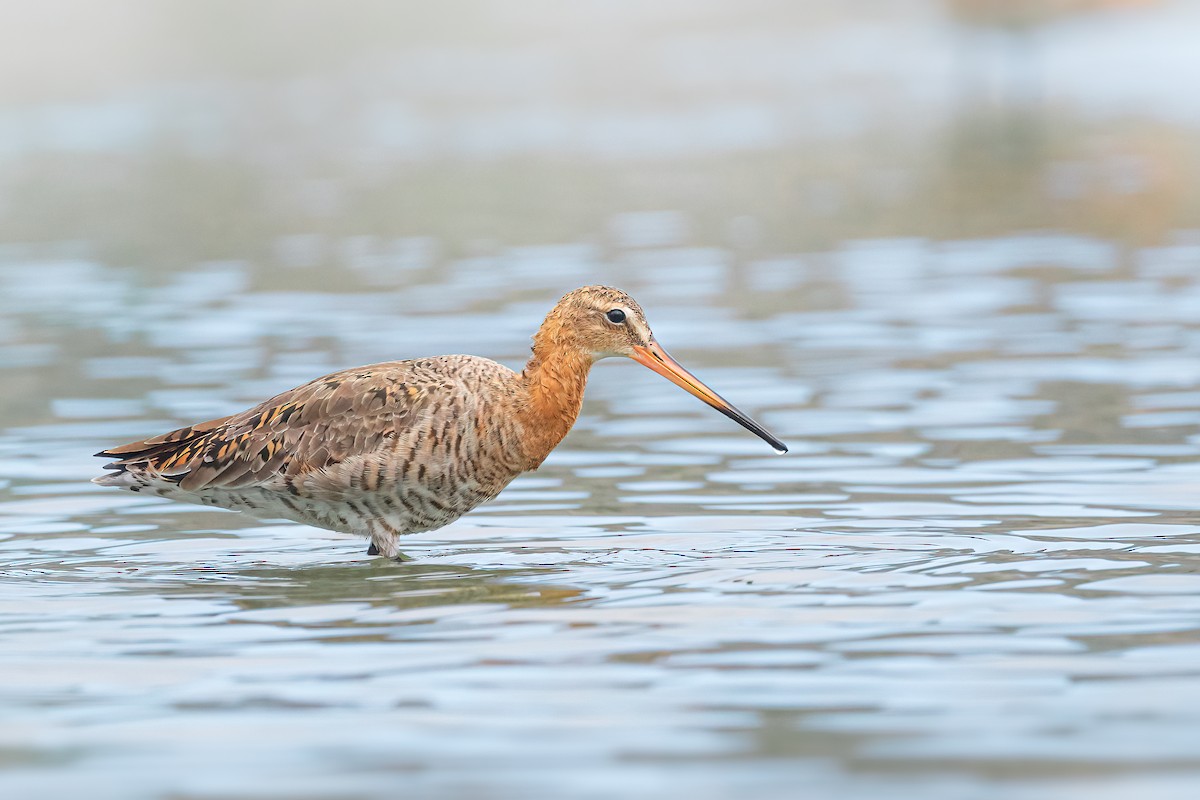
left=95, top=363, right=441, bottom=492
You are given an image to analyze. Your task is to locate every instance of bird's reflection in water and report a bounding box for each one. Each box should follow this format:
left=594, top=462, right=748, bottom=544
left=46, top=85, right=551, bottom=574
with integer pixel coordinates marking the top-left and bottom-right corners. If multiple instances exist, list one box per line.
left=221, top=559, right=585, bottom=621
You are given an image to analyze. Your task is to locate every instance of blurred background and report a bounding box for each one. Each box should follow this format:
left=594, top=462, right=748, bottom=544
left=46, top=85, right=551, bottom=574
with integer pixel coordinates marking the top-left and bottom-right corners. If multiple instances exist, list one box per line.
left=4, top=2, right=1200, bottom=800
left=2, top=0, right=1197, bottom=271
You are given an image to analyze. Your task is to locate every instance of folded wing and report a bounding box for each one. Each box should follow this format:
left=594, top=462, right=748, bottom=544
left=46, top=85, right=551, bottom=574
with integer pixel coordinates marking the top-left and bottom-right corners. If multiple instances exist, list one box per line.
left=94, top=364, right=433, bottom=493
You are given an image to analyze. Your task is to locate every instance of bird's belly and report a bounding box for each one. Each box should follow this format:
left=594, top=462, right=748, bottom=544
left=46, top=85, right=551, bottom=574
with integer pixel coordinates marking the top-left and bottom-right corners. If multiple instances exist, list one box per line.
left=210, top=489, right=463, bottom=535
left=188, top=474, right=507, bottom=537
left=300, top=442, right=522, bottom=535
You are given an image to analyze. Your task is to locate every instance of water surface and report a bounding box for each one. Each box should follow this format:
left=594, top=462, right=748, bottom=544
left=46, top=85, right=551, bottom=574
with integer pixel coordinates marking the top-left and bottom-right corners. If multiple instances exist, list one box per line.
left=3, top=2, right=1200, bottom=799
left=4, top=235, right=1200, bottom=799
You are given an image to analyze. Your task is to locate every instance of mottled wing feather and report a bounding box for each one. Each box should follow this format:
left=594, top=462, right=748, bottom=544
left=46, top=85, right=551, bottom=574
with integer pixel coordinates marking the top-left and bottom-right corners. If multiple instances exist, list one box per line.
left=96, top=364, right=435, bottom=492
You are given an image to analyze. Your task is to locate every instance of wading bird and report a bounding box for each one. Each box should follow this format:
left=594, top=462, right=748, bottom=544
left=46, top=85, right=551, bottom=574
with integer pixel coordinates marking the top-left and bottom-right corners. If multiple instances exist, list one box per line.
left=94, top=286, right=787, bottom=557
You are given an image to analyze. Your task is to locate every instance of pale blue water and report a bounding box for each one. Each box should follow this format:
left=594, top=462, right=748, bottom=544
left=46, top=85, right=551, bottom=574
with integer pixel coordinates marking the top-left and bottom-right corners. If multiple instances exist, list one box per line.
left=4, top=2, right=1200, bottom=799
left=4, top=235, right=1200, bottom=800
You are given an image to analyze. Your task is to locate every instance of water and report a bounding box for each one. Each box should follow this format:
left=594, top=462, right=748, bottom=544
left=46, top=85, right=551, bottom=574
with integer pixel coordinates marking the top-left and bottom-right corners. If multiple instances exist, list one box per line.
left=4, top=3, right=1200, bottom=799
left=5, top=236, right=1200, bottom=799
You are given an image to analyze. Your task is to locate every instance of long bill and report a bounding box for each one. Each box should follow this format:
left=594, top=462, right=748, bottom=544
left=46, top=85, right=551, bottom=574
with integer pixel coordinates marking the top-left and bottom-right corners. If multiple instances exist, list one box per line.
left=630, top=341, right=788, bottom=454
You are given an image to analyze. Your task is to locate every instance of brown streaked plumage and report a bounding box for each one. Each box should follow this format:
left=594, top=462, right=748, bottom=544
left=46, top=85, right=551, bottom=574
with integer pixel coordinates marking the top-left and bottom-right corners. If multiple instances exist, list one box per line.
left=93, top=285, right=787, bottom=558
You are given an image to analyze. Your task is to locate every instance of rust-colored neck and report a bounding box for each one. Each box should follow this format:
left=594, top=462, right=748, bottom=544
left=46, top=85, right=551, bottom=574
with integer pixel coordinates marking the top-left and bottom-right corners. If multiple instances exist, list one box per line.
left=518, top=335, right=593, bottom=468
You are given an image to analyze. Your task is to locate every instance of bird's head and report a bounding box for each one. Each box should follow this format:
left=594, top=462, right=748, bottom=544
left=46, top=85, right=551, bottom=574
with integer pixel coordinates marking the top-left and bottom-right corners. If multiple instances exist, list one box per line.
left=535, top=285, right=788, bottom=454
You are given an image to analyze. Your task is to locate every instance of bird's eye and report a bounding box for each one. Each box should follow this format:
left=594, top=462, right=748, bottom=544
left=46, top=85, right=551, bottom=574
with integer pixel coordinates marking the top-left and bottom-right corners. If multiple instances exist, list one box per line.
left=606, top=309, right=627, bottom=324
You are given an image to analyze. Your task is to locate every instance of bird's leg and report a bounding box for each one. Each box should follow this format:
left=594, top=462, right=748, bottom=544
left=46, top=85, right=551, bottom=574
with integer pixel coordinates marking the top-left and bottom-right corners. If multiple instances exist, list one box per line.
left=365, top=540, right=413, bottom=561
left=367, top=526, right=401, bottom=559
